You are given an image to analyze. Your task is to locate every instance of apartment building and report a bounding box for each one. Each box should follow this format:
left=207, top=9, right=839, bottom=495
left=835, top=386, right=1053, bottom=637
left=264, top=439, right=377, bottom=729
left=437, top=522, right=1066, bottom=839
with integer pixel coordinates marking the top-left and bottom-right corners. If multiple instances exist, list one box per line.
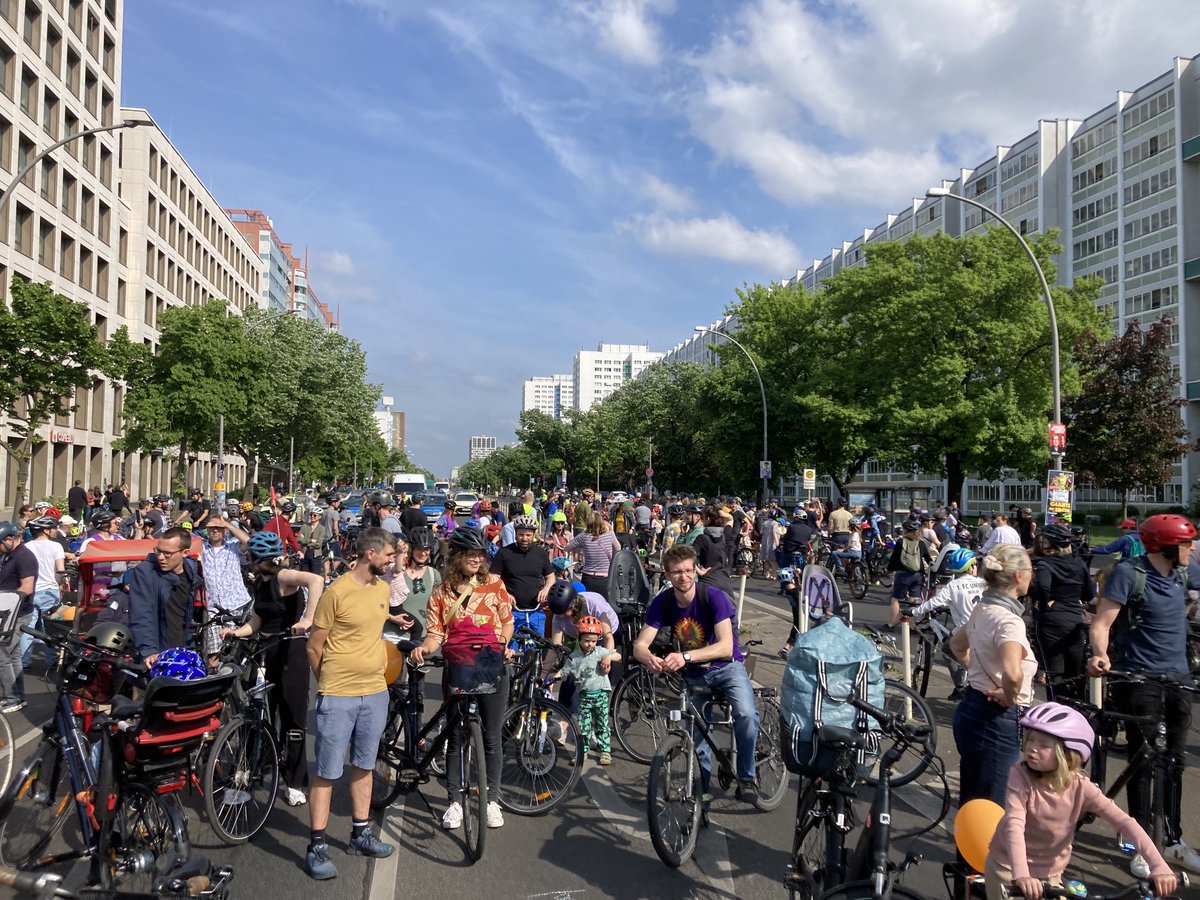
left=468, top=435, right=496, bottom=461
left=573, top=342, right=663, bottom=413
left=522, top=374, right=574, bottom=420
left=655, top=54, right=1200, bottom=513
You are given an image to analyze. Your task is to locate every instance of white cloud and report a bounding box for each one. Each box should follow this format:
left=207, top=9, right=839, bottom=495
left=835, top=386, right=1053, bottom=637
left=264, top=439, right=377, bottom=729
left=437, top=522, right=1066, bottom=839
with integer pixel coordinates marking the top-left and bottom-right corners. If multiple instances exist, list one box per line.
left=637, top=174, right=696, bottom=213
left=315, top=250, right=357, bottom=277
left=578, top=0, right=676, bottom=67
left=687, top=0, right=1200, bottom=208
left=624, top=212, right=799, bottom=273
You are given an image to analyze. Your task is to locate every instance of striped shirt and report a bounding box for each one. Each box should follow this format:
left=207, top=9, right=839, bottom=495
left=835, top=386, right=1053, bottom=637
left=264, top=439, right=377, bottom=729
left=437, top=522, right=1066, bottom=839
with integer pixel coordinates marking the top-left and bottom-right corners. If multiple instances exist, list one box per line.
left=567, top=530, right=620, bottom=576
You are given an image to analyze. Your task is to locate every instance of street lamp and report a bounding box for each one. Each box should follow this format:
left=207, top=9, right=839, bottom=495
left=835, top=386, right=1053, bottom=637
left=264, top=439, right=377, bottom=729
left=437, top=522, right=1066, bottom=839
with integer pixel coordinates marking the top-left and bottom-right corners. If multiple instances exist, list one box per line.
left=926, top=187, right=1063, bottom=468
left=693, top=325, right=769, bottom=506
left=0, top=120, right=150, bottom=218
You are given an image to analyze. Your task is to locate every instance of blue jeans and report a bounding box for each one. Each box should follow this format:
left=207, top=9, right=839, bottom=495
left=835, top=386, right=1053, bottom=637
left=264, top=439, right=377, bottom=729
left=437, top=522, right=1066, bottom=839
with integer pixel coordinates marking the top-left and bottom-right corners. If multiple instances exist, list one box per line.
left=831, top=549, right=860, bottom=573
left=686, top=660, right=759, bottom=788
left=0, top=612, right=32, bottom=701
left=21, top=590, right=61, bottom=667
left=952, top=686, right=1023, bottom=806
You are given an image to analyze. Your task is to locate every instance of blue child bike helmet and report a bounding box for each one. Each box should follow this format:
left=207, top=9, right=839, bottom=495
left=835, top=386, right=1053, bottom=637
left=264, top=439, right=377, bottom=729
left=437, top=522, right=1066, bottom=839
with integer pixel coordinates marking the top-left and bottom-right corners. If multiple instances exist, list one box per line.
left=946, top=548, right=977, bottom=574
left=777, top=567, right=797, bottom=583
left=150, top=647, right=206, bottom=681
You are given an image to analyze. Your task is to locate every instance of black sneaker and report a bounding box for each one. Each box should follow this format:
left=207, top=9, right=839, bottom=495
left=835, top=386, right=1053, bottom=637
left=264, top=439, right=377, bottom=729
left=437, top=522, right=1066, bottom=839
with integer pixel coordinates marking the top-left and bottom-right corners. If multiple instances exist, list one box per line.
left=305, top=843, right=337, bottom=880
left=737, top=780, right=759, bottom=805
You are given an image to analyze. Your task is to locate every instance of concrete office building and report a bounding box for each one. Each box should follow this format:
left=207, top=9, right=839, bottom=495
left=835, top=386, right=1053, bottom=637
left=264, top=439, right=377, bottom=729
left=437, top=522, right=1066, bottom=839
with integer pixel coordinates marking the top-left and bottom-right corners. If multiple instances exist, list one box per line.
left=573, top=342, right=663, bottom=413
left=522, top=374, right=574, bottom=420
left=653, top=54, right=1200, bottom=512
left=373, top=409, right=405, bottom=452
left=468, top=435, right=497, bottom=461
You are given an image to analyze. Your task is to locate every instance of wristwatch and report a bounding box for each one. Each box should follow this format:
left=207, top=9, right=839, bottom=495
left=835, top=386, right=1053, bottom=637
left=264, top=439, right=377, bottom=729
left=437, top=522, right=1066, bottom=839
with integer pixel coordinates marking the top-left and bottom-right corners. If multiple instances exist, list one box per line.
left=682, top=652, right=692, bottom=663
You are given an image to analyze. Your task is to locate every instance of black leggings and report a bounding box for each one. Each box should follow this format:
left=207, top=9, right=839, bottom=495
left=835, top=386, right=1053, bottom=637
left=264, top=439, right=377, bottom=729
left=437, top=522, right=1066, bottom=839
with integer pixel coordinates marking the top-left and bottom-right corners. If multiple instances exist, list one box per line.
left=1033, top=614, right=1087, bottom=701
left=263, top=636, right=310, bottom=789
left=581, top=573, right=608, bottom=598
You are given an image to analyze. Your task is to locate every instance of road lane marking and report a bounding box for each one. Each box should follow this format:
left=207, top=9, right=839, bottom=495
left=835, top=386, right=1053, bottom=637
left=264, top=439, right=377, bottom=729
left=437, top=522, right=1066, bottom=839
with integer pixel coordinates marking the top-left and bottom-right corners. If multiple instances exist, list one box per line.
left=368, top=799, right=407, bottom=900
left=693, top=823, right=738, bottom=899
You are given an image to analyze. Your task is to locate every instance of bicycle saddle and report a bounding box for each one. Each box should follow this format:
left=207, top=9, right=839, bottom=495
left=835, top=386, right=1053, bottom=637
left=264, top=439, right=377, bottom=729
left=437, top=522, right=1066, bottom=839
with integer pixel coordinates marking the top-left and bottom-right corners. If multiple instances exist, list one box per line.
left=818, top=724, right=866, bottom=749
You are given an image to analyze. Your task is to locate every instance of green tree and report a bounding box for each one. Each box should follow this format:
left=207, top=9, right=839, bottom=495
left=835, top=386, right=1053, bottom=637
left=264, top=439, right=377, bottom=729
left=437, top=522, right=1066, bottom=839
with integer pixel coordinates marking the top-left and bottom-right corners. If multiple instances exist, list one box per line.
left=811, top=229, right=1104, bottom=501
left=0, top=280, right=115, bottom=515
left=112, top=299, right=264, bottom=495
left=1064, top=316, right=1194, bottom=518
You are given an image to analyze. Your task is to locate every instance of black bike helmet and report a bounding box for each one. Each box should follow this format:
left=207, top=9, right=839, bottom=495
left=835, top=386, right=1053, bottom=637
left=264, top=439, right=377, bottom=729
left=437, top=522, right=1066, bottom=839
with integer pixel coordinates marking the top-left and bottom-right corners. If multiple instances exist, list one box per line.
left=666, top=503, right=684, bottom=517
left=26, top=515, right=59, bottom=532
left=901, top=518, right=921, bottom=532
left=84, top=621, right=135, bottom=656
left=546, top=580, right=578, bottom=615
left=1040, top=522, right=1073, bottom=547
left=0, top=521, right=19, bottom=540
left=90, top=510, right=117, bottom=530
left=153, top=494, right=171, bottom=504
left=408, top=527, right=437, bottom=550
left=280, top=501, right=297, bottom=515
left=448, top=524, right=488, bottom=552
left=685, top=504, right=703, bottom=515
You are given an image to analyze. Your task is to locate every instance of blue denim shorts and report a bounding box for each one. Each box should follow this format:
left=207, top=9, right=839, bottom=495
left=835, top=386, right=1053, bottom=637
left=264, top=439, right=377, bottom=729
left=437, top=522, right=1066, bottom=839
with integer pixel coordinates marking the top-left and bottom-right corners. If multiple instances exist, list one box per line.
left=313, top=690, right=389, bottom=780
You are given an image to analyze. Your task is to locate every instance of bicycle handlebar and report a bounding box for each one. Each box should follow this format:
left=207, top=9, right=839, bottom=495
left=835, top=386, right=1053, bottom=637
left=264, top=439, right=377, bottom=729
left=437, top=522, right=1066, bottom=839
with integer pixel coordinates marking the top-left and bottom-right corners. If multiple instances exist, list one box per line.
left=1005, top=878, right=1182, bottom=899
left=848, top=694, right=933, bottom=743
left=0, top=866, right=69, bottom=897
left=21, top=624, right=146, bottom=676
left=1101, top=670, right=1200, bottom=691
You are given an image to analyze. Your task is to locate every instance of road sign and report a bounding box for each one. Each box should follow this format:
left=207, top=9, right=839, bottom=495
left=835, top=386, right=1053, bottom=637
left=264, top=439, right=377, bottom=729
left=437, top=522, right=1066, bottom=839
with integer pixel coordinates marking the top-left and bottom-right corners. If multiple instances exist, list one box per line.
left=802, top=468, right=816, bottom=490
left=213, top=481, right=226, bottom=491
left=646, top=467, right=653, bottom=477
left=759, top=460, right=771, bottom=479
left=1049, top=422, right=1066, bottom=451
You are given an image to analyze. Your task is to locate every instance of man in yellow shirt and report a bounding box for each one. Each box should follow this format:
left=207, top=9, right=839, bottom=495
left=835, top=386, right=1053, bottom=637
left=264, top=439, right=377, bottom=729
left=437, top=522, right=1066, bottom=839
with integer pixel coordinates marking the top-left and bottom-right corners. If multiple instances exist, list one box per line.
left=303, top=527, right=398, bottom=880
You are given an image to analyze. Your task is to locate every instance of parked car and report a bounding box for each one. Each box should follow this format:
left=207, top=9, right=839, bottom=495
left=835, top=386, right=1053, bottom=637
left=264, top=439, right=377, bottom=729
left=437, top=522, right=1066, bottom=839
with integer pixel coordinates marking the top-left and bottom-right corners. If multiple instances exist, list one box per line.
left=606, top=490, right=629, bottom=505
left=453, top=491, right=480, bottom=516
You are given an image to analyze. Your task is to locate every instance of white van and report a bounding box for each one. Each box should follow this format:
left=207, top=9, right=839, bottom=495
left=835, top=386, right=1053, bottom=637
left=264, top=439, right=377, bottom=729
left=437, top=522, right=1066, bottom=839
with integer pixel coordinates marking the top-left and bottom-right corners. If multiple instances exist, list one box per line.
left=392, top=473, right=427, bottom=499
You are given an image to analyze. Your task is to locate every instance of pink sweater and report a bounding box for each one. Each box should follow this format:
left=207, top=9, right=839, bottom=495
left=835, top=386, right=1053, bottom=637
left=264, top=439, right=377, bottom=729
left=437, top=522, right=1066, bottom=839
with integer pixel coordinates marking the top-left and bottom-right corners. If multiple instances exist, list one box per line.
left=989, top=763, right=1170, bottom=880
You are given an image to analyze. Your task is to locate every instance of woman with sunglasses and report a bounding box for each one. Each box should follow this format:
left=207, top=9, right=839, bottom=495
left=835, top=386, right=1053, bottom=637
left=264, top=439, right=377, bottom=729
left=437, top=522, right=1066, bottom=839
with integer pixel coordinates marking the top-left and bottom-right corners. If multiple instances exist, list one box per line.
left=388, top=527, right=441, bottom=641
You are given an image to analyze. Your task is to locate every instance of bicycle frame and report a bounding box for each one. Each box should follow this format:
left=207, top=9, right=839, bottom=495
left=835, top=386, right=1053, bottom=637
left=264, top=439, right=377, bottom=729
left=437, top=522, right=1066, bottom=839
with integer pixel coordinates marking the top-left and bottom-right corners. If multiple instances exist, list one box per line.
left=664, top=676, right=743, bottom=798
left=31, top=690, right=101, bottom=867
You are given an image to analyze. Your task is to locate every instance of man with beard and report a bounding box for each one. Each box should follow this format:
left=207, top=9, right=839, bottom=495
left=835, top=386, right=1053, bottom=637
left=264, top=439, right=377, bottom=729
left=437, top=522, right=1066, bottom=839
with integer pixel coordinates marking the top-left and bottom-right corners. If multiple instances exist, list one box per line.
left=303, top=527, right=397, bottom=879
left=490, top=515, right=553, bottom=638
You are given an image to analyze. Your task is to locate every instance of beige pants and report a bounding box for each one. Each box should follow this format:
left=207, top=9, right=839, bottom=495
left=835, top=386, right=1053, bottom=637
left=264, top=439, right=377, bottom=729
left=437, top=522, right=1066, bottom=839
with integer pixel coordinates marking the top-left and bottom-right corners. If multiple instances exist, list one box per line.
left=985, top=854, right=1062, bottom=900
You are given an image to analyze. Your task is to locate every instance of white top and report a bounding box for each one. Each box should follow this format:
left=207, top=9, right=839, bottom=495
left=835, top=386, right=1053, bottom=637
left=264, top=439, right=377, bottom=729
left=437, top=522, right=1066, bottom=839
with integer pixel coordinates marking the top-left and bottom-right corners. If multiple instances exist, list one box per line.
left=980, top=524, right=1022, bottom=554
left=26, top=539, right=65, bottom=594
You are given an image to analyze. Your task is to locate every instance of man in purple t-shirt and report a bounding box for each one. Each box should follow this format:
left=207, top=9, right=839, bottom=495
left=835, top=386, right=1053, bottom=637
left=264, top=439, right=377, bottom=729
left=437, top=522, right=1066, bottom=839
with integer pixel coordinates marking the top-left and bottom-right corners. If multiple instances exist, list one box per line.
left=633, top=543, right=760, bottom=804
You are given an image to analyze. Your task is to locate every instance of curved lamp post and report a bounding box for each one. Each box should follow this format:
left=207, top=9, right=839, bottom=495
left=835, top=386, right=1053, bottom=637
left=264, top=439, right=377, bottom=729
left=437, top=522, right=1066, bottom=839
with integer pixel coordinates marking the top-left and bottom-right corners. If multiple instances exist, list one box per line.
left=694, top=325, right=769, bottom=506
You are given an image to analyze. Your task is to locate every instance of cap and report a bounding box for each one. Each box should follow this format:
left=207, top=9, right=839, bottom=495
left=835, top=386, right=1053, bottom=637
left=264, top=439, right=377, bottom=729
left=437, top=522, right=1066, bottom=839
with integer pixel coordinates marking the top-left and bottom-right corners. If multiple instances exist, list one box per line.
left=60, top=515, right=77, bottom=526
left=1118, top=518, right=1137, bottom=529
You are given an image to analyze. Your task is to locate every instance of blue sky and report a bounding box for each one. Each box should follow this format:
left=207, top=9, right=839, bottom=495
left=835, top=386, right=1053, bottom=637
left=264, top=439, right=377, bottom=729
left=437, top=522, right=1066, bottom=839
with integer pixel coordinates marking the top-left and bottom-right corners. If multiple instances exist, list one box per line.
left=121, top=0, right=1200, bottom=475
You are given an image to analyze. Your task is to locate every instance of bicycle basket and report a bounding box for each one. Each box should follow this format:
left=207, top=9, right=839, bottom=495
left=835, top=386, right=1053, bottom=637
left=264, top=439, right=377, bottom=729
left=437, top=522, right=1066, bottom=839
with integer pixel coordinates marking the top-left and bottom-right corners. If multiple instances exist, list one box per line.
left=444, top=643, right=504, bottom=695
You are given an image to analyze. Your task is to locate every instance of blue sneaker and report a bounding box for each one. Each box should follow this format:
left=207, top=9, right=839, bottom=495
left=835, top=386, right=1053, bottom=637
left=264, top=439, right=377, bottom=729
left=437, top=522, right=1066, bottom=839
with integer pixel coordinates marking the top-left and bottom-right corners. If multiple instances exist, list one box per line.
left=305, top=843, right=337, bottom=880
left=349, top=827, right=393, bottom=858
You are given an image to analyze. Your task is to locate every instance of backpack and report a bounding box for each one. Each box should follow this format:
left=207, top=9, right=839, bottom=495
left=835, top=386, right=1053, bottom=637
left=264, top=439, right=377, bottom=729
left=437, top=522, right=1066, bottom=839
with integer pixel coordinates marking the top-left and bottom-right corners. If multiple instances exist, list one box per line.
left=780, top=616, right=884, bottom=776
left=1125, top=536, right=1146, bottom=559
left=898, top=537, right=925, bottom=573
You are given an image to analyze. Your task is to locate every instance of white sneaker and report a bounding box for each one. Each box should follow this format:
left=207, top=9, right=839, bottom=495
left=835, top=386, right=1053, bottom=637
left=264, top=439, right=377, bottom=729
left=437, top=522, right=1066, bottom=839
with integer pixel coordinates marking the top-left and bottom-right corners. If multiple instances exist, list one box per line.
left=283, top=787, right=307, bottom=807
left=486, top=801, right=504, bottom=828
left=222, top=789, right=251, bottom=807
left=1129, top=853, right=1151, bottom=880
left=442, top=801, right=463, bottom=830
left=1166, top=841, right=1200, bottom=875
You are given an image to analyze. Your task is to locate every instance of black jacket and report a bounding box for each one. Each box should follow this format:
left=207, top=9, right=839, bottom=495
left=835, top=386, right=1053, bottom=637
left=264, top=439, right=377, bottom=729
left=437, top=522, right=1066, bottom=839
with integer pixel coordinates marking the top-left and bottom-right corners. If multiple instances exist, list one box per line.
left=1030, top=553, right=1091, bottom=620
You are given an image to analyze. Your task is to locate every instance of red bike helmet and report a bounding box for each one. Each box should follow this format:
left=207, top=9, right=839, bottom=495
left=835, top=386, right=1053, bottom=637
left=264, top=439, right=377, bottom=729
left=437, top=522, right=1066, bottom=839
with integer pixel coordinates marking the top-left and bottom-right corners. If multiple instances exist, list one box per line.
left=577, top=616, right=604, bottom=637
left=1138, top=514, right=1197, bottom=554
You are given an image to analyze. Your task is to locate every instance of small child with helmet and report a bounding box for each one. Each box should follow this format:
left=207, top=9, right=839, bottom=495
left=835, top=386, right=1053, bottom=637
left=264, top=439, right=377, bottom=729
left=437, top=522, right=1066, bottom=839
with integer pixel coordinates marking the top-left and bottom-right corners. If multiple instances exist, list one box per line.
left=908, top=547, right=985, bottom=699
left=984, top=701, right=1174, bottom=900
left=553, top=615, right=621, bottom=765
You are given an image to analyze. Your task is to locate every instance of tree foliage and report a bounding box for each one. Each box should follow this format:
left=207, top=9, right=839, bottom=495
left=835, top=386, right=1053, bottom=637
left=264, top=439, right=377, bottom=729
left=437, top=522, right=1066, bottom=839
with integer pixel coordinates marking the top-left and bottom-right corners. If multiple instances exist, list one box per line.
left=0, top=280, right=117, bottom=514
left=1064, top=316, right=1195, bottom=515
left=463, top=230, right=1117, bottom=504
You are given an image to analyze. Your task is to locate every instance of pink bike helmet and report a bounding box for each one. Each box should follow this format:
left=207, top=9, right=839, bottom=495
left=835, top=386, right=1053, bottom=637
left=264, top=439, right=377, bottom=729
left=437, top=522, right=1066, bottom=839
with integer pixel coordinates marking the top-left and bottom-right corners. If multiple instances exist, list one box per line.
left=1020, top=702, right=1094, bottom=763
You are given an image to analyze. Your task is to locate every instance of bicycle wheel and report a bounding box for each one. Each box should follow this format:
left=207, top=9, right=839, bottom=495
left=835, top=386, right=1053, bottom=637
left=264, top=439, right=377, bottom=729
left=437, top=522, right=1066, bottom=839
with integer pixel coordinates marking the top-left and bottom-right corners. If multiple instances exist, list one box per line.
left=100, top=784, right=189, bottom=892
left=647, top=734, right=701, bottom=868
left=817, top=881, right=925, bottom=899
left=753, top=696, right=789, bottom=811
left=612, top=669, right=678, bottom=764
left=846, top=563, right=868, bottom=601
left=911, top=635, right=932, bottom=698
left=863, top=680, right=936, bottom=788
left=0, top=740, right=74, bottom=867
left=202, top=717, right=279, bottom=844
left=499, top=698, right=582, bottom=815
left=371, top=705, right=407, bottom=810
left=787, top=779, right=833, bottom=900
left=459, top=718, right=487, bottom=863
left=0, top=713, right=12, bottom=795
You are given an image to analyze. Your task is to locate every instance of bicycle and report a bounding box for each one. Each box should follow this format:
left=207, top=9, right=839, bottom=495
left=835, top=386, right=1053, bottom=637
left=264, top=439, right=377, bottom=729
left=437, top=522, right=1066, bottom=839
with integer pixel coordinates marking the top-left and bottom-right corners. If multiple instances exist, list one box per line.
left=645, top=643, right=789, bottom=868
left=863, top=542, right=894, bottom=589
left=0, top=854, right=234, bottom=898
left=498, top=627, right=582, bottom=814
left=369, top=639, right=493, bottom=863
left=610, top=596, right=681, bottom=764
left=823, top=542, right=869, bottom=601
left=786, top=684, right=947, bottom=900
left=195, top=629, right=295, bottom=844
left=1002, top=879, right=1186, bottom=899
left=0, top=625, right=237, bottom=893
left=0, top=710, right=11, bottom=797
left=1066, top=670, right=1200, bottom=853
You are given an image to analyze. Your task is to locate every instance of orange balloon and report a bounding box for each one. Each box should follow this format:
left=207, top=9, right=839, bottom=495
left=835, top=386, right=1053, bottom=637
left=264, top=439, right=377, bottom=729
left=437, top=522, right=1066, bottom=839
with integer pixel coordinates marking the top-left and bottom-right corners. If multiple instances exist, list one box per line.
left=954, top=799, right=1006, bottom=873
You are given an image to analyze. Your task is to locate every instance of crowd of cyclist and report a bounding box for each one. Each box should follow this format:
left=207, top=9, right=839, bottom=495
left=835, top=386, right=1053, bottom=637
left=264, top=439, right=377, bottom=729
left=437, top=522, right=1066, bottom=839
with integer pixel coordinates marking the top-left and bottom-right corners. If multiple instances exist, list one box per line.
left=1, top=481, right=1198, bottom=893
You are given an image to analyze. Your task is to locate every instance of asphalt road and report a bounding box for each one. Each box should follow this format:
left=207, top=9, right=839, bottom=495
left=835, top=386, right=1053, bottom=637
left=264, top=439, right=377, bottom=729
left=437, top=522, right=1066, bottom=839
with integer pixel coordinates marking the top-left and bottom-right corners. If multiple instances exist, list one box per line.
left=4, top=577, right=1199, bottom=899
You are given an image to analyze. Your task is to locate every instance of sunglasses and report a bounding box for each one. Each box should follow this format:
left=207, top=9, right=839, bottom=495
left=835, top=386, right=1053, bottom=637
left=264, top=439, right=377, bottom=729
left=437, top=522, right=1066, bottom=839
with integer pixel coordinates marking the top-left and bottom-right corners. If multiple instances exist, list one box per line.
left=412, top=577, right=425, bottom=593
